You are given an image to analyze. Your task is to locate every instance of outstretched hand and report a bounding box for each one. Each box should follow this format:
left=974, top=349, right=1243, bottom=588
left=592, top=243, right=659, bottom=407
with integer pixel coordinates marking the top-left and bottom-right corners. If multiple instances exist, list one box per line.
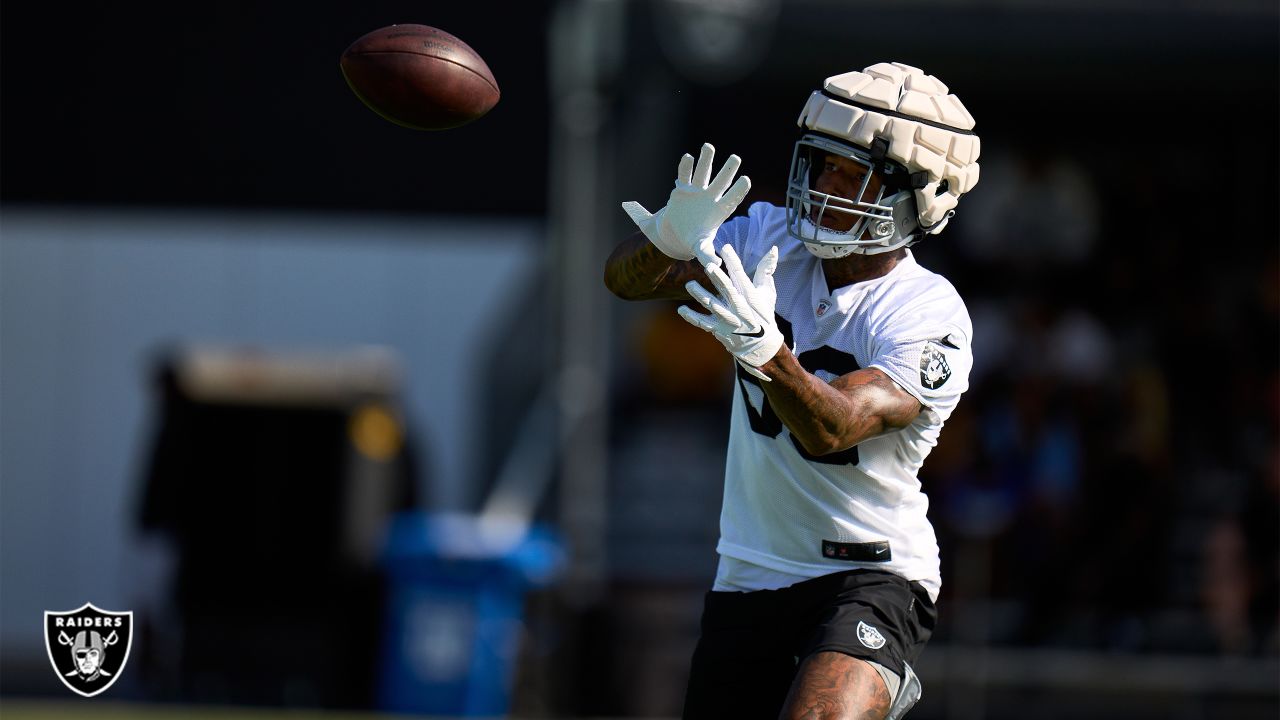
left=621, top=143, right=751, bottom=268
left=678, top=243, right=784, bottom=381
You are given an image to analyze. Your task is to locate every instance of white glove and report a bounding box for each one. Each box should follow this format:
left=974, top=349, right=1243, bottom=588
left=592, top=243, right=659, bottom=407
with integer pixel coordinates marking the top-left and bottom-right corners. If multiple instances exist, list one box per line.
left=621, top=143, right=751, bottom=268
left=677, top=244, right=784, bottom=382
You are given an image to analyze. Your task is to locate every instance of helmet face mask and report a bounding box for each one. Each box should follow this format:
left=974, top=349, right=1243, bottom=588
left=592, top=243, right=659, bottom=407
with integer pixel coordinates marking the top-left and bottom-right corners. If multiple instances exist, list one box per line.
left=786, top=134, right=919, bottom=258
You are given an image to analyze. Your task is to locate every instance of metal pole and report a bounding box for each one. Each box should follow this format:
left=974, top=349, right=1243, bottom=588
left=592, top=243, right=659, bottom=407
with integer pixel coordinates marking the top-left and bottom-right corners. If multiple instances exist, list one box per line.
left=547, top=0, right=624, bottom=605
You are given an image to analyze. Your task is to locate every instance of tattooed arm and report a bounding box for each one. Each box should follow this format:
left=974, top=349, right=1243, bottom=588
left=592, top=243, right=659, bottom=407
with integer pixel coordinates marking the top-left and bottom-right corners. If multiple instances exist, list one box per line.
left=758, top=349, right=922, bottom=456
left=781, top=652, right=892, bottom=720
left=603, top=232, right=716, bottom=302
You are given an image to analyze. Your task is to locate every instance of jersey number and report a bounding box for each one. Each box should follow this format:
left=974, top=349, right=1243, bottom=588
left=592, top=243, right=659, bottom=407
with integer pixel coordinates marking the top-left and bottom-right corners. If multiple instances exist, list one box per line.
left=735, top=314, right=861, bottom=466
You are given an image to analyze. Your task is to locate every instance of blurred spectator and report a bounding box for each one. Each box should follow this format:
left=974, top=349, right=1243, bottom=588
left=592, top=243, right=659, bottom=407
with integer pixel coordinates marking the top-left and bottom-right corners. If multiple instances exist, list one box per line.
left=954, top=149, right=1100, bottom=270
left=916, top=144, right=1279, bottom=659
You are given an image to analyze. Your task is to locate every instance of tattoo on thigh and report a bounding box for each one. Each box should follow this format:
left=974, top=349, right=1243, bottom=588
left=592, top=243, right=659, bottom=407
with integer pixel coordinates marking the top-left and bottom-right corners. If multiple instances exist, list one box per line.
left=781, top=652, right=891, bottom=720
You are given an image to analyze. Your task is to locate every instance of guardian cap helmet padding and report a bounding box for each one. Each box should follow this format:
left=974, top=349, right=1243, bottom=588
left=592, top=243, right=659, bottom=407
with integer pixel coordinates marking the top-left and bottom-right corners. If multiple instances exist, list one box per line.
left=787, top=62, right=981, bottom=258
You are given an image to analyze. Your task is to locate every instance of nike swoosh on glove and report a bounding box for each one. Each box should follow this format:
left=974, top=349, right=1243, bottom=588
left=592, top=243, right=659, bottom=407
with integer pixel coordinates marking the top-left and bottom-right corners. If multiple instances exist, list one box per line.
left=677, top=243, right=784, bottom=381
left=621, top=143, right=751, bottom=268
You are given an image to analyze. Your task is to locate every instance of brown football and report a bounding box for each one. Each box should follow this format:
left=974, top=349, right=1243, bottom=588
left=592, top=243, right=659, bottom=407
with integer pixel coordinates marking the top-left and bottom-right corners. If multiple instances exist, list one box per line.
left=340, top=24, right=499, bottom=131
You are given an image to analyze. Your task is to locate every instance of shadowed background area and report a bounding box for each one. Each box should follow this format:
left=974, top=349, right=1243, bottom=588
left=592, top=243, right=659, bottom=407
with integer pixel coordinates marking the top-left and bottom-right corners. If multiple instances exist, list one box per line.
left=2, top=0, right=1277, bottom=718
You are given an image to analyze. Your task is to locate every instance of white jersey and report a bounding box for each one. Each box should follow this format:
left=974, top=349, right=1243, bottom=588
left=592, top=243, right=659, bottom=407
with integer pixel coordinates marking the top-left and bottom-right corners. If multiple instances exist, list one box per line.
left=710, top=202, right=973, bottom=602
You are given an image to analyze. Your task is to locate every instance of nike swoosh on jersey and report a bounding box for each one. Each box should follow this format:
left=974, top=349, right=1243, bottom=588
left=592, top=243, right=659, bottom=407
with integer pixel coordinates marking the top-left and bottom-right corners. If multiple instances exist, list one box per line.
left=734, top=325, right=766, bottom=338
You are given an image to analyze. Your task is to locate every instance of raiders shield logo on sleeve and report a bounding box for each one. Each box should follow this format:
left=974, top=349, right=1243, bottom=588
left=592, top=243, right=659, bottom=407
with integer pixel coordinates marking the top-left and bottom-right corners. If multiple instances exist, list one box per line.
left=44, top=603, right=133, bottom=697
left=856, top=620, right=887, bottom=649
left=919, top=341, right=952, bottom=390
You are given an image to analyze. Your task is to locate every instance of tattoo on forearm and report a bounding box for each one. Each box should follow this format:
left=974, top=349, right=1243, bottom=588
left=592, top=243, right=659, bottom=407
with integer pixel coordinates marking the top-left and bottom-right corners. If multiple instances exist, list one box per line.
left=782, top=652, right=891, bottom=720
left=603, top=234, right=711, bottom=301
left=762, top=361, right=921, bottom=455
left=833, top=369, right=922, bottom=429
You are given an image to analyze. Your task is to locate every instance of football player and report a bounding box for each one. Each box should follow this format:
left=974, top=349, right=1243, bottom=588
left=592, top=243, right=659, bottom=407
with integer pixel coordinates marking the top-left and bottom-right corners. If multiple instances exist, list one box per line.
left=604, top=62, right=981, bottom=720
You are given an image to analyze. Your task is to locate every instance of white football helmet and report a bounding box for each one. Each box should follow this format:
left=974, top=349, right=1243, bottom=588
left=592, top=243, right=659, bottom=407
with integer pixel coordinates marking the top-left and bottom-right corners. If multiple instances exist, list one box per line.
left=786, top=62, right=981, bottom=258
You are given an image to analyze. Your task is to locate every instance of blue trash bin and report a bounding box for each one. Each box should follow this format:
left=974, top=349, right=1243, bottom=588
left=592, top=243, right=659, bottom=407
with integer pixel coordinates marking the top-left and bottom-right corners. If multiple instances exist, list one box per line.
left=378, top=512, right=563, bottom=716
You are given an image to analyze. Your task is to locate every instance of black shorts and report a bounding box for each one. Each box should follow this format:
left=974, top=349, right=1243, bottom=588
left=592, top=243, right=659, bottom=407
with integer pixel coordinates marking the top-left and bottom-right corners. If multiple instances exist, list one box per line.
left=681, top=569, right=936, bottom=720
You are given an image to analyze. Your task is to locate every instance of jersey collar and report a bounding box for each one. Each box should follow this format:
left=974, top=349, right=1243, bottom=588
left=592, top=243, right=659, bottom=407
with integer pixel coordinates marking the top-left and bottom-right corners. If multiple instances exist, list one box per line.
left=814, top=250, right=918, bottom=315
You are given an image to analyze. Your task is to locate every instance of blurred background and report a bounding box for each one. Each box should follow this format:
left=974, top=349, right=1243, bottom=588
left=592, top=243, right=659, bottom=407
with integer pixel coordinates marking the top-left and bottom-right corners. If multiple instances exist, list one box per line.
left=2, top=1, right=1277, bottom=718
